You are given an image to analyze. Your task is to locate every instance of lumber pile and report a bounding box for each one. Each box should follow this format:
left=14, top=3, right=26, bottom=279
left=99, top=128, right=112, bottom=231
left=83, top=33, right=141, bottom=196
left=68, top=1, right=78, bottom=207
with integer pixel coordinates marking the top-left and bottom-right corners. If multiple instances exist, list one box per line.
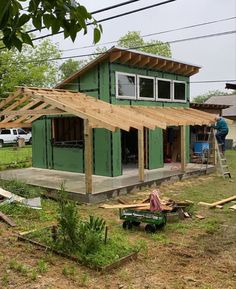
left=100, top=197, right=193, bottom=212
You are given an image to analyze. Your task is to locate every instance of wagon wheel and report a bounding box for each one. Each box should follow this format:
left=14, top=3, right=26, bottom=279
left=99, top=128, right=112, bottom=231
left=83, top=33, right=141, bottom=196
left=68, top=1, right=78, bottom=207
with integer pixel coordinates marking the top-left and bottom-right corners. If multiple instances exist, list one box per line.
left=122, top=221, right=133, bottom=230
left=145, top=224, right=156, bottom=233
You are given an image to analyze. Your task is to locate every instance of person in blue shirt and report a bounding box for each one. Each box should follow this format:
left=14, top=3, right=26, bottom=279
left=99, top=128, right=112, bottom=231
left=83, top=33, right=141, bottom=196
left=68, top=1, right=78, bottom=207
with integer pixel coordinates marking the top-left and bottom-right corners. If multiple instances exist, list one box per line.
left=212, top=116, right=229, bottom=153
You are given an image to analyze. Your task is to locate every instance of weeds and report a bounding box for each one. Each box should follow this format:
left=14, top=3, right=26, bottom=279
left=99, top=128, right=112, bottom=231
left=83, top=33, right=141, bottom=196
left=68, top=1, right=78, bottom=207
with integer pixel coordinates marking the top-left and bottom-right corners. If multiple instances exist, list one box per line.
left=1, top=273, right=9, bottom=287
left=37, top=259, right=48, bottom=273
left=9, top=259, right=29, bottom=276
left=62, top=265, right=76, bottom=278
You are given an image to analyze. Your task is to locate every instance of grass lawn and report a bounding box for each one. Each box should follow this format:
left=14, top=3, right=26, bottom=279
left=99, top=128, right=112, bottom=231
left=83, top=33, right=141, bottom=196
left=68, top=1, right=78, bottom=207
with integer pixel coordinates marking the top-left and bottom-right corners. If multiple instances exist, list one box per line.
left=0, top=151, right=236, bottom=288
left=0, top=146, right=32, bottom=169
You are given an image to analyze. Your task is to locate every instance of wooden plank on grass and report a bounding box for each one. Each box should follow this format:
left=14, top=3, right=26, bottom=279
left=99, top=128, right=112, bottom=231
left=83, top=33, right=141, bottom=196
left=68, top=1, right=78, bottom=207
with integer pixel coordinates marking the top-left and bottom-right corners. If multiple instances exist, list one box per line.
left=0, top=211, right=16, bottom=227
left=209, top=195, right=236, bottom=208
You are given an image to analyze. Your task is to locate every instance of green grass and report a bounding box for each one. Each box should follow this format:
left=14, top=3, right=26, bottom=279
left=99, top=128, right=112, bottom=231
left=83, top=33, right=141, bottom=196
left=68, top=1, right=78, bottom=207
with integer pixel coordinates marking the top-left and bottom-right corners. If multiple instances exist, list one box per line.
left=0, top=146, right=32, bottom=169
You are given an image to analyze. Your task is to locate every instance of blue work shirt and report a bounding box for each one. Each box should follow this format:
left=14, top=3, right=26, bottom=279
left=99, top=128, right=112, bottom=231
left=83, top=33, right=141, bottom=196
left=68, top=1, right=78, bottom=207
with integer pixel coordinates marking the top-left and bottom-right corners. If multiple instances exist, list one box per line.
left=212, top=117, right=229, bottom=134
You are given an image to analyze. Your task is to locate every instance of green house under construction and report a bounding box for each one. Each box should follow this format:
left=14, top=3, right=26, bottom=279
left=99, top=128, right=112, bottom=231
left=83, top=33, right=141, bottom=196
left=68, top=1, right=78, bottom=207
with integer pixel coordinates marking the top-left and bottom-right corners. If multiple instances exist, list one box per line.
left=31, top=47, right=207, bottom=178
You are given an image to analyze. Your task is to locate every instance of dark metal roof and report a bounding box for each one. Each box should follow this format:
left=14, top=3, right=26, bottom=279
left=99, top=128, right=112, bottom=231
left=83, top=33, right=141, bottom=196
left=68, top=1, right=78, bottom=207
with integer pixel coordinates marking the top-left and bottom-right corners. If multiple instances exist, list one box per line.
left=205, top=95, right=236, bottom=117
left=190, top=103, right=231, bottom=109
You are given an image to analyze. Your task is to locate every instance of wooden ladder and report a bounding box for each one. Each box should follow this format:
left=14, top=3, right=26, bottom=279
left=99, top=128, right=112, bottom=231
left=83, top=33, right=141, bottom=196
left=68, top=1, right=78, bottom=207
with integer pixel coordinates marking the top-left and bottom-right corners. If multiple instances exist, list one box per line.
left=215, top=141, right=231, bottom=178
left=201, top=129, right=231, bottom=178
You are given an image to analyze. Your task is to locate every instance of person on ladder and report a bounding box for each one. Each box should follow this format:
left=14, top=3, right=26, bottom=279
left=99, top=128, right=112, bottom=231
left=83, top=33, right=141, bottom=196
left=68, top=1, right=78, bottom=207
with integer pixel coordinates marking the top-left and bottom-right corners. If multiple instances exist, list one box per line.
left=211, top=116, right=229, bottom=154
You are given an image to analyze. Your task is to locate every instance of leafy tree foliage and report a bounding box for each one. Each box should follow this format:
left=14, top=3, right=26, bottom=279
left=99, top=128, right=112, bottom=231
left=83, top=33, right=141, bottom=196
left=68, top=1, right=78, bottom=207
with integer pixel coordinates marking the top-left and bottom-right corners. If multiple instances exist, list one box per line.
left=118, top=31, right=172, bottom=57
left=193, top=90, right=233, bottom=104
left=59, top=59, right=87, bottom=80
left=0, top=39, right=61, bottom=97
left=0, top=0, right=102, bottom=51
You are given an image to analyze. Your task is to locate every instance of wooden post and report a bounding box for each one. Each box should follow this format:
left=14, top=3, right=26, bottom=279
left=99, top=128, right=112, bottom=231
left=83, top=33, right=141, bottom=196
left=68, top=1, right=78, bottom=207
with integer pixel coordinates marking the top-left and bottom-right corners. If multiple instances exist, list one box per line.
left=181, top=125, right=186, bottom=172
left=84, top=119, right=93, bottom=194
left=138, top=128, right=144, bottom=182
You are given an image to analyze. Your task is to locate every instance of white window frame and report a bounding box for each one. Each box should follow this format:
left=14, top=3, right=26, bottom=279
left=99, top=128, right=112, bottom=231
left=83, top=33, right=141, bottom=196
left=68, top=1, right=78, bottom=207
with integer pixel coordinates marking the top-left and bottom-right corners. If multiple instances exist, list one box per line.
left=156, top=78, right=172, bottom=102
left=137, top=75, right=155, bottom=101
left=173, top=80, right=186, bottom=103
left=115, top=71, right=136, bottom=100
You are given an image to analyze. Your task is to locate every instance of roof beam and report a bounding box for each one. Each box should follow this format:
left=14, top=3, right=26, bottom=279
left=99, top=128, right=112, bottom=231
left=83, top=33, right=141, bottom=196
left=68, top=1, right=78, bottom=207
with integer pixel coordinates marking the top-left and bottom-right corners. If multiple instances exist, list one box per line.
left=129, top=55, right=141, bottom=65
left=0, top=108, right=65, bottom=117
left=0, top=90, right=22, bottom=110
left=119, top=52, right=132, bottom=64
left=0, top=122, right=32, bottom=128
left=138, top=56, right=150, bottom=67
left=34, top=93, right=119, bottom=132
left=109, top=51, right=122, bottom=62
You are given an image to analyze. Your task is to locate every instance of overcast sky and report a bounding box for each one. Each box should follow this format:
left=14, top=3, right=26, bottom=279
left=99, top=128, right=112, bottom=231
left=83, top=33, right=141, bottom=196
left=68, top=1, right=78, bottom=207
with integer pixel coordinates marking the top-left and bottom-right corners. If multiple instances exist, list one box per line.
left=46, top=0, right=236, bottom=99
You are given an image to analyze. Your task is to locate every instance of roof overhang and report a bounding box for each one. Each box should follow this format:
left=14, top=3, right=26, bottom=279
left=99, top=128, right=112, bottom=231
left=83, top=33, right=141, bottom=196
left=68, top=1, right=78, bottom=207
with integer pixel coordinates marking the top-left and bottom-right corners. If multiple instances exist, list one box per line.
left=0, top=87, right=216, bottom=130
left=56, top=46, right=201, bottom=89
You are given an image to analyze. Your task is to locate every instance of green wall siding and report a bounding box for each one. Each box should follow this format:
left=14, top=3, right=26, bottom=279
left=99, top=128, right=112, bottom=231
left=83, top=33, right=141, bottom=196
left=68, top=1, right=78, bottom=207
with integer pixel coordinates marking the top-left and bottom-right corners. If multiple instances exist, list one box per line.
left=93, top=128, right=112, bottom=176
left=112, top=130, right=122, bottom=176
left=32, top=60, right=192, bottom=176
left=148, top=128, right=163, bottom=169
left=53, top=147, right=84, bottom=173
left=32, top=119, right=47, bottom=168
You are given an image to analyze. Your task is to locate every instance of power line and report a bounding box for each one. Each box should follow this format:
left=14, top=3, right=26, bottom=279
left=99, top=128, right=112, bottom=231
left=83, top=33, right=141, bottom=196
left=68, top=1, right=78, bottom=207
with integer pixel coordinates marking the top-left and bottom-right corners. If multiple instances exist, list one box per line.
left=60, top=16, right=236, bottom=53
left=31, top=0, right=177, bottom=42
left=26, top=0, right=144, bottom=34
left=13, top=29, right=236, bottom=64
left=190, top=80, right=236, bottom=84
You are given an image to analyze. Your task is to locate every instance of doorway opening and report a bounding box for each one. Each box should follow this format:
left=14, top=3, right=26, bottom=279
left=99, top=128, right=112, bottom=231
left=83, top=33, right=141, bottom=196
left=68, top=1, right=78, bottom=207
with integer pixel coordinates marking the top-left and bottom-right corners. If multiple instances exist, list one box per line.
left=163, top=127, right=181, bottom=163
left=121, top=128, right=138, bottom=171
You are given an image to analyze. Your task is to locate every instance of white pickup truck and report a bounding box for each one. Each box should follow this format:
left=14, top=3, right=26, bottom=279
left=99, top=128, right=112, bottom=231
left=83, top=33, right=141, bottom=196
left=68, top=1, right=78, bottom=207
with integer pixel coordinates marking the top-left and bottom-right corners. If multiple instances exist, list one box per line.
left=0, top=128, right=32, bottom=147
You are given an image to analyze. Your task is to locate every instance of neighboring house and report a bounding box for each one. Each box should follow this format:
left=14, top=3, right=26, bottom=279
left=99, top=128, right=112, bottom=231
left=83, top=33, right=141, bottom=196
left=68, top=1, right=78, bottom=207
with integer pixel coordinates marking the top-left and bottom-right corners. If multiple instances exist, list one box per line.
left=27, top=47, right=212, bottom=176
left=205, top=95, right=236, bottom=147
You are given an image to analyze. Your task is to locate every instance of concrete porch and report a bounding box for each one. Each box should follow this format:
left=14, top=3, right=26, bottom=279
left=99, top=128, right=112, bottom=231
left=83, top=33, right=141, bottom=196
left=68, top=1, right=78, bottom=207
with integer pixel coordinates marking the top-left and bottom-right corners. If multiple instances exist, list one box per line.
left=0, top=163, right=215, bottom=203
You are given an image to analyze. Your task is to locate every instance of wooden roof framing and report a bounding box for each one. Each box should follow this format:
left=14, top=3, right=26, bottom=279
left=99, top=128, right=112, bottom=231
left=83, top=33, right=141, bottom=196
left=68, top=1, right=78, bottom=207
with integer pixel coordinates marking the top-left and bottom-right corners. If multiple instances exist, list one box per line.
left=0, top=87, right=216, bottom=130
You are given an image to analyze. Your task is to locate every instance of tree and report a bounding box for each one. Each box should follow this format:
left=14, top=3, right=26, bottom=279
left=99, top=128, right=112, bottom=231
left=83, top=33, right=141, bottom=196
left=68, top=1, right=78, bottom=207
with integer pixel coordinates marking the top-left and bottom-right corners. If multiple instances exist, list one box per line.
left=193, top=90, right=232, bottom=104
left=118, top=31, right=172, bottom=57
left=59, top=59, right=87, bottom=80
left=0, top=39, right=61, bottom=97
left=0, top=0, right=102, bottom=51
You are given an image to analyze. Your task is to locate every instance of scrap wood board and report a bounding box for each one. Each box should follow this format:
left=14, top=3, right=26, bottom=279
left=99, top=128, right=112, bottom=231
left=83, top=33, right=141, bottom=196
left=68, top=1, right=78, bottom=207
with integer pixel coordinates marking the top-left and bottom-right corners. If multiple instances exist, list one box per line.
left=198, top=195, right=236, bottom=208
left=100, top=203, right=173, bottom=211
left=0, top=211, right=16, bottom=227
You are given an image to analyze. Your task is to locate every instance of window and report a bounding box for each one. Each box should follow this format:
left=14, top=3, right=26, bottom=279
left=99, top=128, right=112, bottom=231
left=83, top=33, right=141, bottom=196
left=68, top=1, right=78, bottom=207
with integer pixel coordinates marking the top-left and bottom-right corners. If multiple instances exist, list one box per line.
left=173, top=81, right=186, bottom=101
left=18, top=129, right=26, bottom=135
left=13, top=130, right=17, bottom=135
left=156, top=79, right=171, bottom=101
left=0, top=129, right=11, bottom=135
left=53, top=117, right=84, bottom=148
left=138, top=76, right=155, bottom=100
left=116, top=72, right=136, bottom=99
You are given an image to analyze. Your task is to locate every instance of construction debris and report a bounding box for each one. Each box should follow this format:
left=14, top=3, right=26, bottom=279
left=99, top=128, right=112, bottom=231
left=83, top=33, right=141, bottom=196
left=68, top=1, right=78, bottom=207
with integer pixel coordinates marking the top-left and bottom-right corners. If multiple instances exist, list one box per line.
left=195, top=214, right=205, bottom=220
left=198, top=195, right=236, bottom=209
left=101, top=191, right=193, bottom=213
left=229, top=204, right=236, bottom=211
left=0, top=211, right=16, bottom=227
left=0, top=187, right=42, bottom=210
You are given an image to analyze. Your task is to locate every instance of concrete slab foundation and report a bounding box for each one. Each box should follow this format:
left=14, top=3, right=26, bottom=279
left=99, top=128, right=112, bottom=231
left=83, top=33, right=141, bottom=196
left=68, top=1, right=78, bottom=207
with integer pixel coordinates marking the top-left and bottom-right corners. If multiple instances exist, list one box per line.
left=0, top=163, right=215, bottom=203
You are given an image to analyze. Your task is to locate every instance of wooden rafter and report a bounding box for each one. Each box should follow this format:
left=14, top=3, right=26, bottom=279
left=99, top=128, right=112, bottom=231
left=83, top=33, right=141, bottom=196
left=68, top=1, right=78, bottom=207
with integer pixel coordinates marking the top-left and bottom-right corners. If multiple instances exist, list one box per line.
left=0, top=87, right=216, bottom=131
